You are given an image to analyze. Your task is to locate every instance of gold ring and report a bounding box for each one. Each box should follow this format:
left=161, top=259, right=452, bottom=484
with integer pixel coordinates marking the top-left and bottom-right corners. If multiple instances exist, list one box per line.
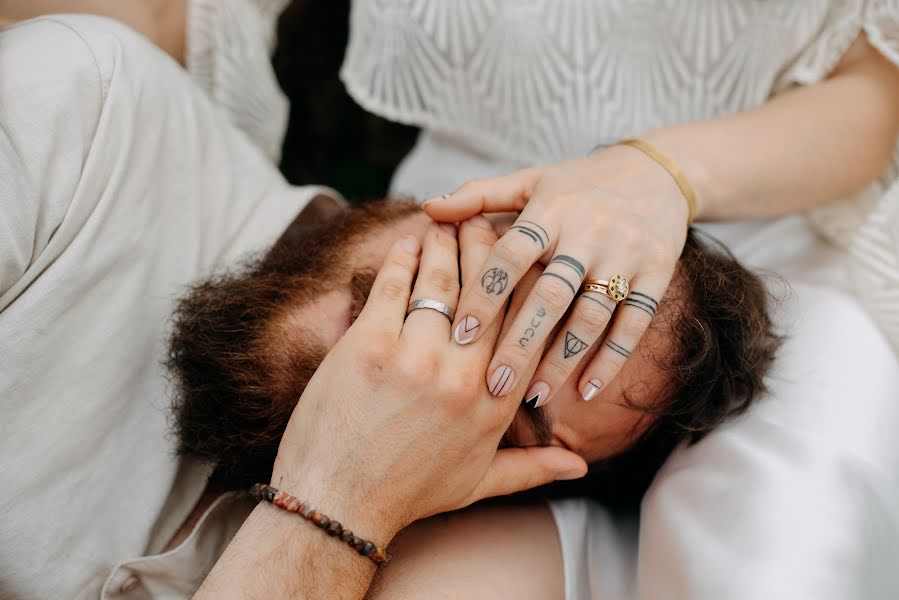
left=583, top=274, right=630, bottom=302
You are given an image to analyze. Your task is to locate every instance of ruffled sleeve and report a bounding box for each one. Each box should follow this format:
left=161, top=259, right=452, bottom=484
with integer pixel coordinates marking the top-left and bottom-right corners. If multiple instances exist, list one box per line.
left=776, top=1, right=899, bottom=354
left=185, top=0, right=290, bottom=162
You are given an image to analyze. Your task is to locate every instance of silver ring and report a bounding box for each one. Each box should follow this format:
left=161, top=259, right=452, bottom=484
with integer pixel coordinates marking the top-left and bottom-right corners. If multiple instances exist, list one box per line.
left=406, top=298, right=455, bottom=323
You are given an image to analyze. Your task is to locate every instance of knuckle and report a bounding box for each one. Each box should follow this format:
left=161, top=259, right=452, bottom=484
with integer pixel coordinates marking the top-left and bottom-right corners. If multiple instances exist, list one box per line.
left=492, top=238, right=532, bottom=272
left=397, top=353, right=439, bottom=385
left=379, top=278, right=410, bottom=302
left=360, top=340, right=395, bottom=373
left=617, top=318, right=646, bottom=342
left=578, top=303, right=612, bottom=328
left=425, top=267, right=460, bottom=295
left=537, top=357, right=570, bottom=385
left=535, top=278, right=573, bottom=309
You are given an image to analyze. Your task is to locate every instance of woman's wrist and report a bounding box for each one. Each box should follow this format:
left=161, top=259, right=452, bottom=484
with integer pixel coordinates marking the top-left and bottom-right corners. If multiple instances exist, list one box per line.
left=638, top=128, right=718, bottom=222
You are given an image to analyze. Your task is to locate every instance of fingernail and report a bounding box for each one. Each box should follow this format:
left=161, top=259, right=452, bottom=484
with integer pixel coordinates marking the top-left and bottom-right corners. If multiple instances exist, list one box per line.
left=556, top=467, right=586, bottom=481
left=524, top=381, right=550, bottom=409
left=438, top=223, right=457, bottom=236
left=453, top=316, right=480, bottom=344
left=422, top=193, right=451, bottom=206
left=488, top=365, right=516, bottom=397
left=400, top=235, right=421, bottom=255
left=467, top=215, right=492, bottom=230
left=580, top=379, right=602, bottom=401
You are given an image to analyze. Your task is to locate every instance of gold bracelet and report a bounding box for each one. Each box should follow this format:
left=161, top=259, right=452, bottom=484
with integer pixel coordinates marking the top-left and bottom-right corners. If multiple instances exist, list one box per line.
left=617, top=139, right=697, bottom=224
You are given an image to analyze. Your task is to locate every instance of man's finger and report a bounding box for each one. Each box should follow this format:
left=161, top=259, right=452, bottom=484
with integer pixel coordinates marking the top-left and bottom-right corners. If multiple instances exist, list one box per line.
left=355, top=235, right=422, bottom=336
left=402, top=223, right=460, bottom=343
left=470, top=447, right=587, bottom=501
left=421, top=169, right=542, bottom=222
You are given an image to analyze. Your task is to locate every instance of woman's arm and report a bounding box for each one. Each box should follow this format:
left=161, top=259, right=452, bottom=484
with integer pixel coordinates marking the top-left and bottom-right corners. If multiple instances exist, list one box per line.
left=0, top=0, right=186, bottom=63
left=646, top=34, right=899, bottom=221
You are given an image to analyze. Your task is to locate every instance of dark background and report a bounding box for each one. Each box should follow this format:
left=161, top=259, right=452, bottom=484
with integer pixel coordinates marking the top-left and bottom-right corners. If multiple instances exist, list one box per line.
left=273, top=0, right=419, bottom=203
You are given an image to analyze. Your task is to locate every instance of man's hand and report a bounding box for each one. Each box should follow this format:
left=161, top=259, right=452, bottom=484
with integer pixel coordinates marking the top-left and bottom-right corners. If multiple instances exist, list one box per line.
left=272, top=218, right=587, bottom=543
left=197, top=218, right=586, bottom=599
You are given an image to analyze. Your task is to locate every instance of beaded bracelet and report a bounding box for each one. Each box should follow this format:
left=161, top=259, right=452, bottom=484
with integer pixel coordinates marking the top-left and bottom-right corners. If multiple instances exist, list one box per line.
left=250, top=484, right=391, bottom=567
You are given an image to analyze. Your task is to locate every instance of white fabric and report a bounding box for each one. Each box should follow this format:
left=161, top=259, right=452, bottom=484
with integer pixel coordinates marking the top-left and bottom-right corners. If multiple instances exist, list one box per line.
left=549, top=217, right=899, bottom=600
left=341, top=0, right=899, bottom=354
left=186, top=0, right=291, bottom=162
left=0, top=16, right=334, bottom=599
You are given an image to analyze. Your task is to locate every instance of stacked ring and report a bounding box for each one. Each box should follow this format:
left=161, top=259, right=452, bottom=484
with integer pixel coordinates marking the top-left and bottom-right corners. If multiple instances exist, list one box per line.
left=583, top=274, right=630, bottom=302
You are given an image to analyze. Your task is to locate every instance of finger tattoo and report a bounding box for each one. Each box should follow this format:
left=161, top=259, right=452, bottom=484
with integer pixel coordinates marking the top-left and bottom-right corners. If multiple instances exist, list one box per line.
left=580, top=292, right=614, bottom=315
left=550, top=255, right=586, bottom=279
left=563, top=331, right=588, bottom=358
left=510, top=224, right=545, bottom=248
left=539, top=272, right=577, bottom=296
left=606, top=340, right=632, bottom=358
left=623, top=296, right=657, bottom=317
left=509, top=220, right=549, bottom=249
left=519, top=307, right=547, bottom=348
left=629, top=292, right=659, bottom=311
left=482, top=267, right=509, bottom=295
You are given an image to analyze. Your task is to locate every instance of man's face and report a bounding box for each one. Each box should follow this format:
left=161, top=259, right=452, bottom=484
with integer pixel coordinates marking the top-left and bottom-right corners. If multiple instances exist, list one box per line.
left=296, top=209, right=664, bottom=464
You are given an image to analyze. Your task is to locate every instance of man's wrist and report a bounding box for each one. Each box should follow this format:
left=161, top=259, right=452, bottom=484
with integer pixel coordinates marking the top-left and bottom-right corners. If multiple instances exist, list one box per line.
left=269, top=468, right=400, bottom=548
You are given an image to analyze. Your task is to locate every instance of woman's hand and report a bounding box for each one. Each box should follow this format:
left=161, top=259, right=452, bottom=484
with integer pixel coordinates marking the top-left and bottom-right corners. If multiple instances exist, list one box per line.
left=271, top=220, right=586, bottom=546
left=422, top=145, right=690, bottom=407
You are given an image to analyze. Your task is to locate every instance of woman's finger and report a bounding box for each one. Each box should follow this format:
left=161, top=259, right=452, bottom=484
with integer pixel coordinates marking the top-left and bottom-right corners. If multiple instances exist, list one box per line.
left=421, top=168, right=542, bottom=222
left=401, top=223, right=460, bottom=343
left=468, top=446, right=587, bottom=502
left=447, top=215, right=507, bottom=362
left=483, top=249, right=597, bottom=397
left=450, top=209, right=555, bottom=348
left=523, top=287, right=618, bottom=407
left=355, top=235, right=422, bottom=336
left=577, top=273, right=672, bottom=401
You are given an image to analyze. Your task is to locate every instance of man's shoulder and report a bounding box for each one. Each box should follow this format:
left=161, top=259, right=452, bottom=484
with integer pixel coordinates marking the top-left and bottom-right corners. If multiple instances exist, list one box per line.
left=0, top=14, right=167, bottom=115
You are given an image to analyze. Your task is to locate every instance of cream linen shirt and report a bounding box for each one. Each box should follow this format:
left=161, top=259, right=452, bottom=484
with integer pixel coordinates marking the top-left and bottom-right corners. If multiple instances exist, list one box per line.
left=0, top=16, right=338, bottom=599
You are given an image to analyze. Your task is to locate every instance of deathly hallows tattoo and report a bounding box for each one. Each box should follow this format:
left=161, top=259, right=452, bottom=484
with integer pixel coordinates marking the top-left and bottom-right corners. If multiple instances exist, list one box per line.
left=563, top=331, right=588, bottom=358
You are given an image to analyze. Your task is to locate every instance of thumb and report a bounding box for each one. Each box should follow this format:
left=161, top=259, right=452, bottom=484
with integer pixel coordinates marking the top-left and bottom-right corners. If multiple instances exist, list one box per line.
left=471, top=446, right=588, bottom=501
left=422, top=169, right=541, bottom=222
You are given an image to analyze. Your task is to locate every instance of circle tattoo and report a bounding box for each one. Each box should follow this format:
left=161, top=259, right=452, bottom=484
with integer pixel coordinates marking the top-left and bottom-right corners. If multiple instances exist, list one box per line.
left=481, top=267, right=509, bottom=295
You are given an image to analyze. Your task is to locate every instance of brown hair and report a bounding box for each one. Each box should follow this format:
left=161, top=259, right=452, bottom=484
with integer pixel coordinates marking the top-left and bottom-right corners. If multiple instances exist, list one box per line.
left=167, top=204, right=781, bottom=501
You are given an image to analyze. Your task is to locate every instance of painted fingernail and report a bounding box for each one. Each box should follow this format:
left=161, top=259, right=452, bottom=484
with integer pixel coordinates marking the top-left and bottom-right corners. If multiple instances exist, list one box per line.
left=468, top=215, right=493, bottom=230
left=400, top=235, right=421, bottom=255
left=438, top=222, right=457, bottom=236
left=580, top=379, right=602, bottom=401
left=524, top=381, right=550, bottom=409
left=422, top=193, right=451, bottom=206
left=453, top=316, right=480, bottom=344
left=488, top=365, right=516, bottom=397
left=556, top=467, right=586, bottom=481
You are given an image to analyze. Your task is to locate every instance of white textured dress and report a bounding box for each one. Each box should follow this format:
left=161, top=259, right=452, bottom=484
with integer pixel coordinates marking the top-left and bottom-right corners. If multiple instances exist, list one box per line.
left=183, top=2, right=899, bottom=599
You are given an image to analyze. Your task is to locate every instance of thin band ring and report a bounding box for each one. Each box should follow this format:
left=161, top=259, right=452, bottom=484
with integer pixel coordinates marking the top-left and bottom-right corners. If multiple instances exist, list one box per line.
left=406, top=298, right=455, bottom=323
left=583, top=274, right=630, bottom=302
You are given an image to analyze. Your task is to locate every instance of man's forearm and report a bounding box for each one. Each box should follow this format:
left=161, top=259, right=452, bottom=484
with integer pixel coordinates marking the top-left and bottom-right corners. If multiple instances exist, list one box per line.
left=196, top=503, right=382, bottom=600
left=643, top=35, right=899, bottom=221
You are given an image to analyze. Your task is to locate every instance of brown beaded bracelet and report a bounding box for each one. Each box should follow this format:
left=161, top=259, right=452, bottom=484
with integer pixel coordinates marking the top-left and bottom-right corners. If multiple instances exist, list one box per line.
left=250, top=484, right=391, bottom=567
